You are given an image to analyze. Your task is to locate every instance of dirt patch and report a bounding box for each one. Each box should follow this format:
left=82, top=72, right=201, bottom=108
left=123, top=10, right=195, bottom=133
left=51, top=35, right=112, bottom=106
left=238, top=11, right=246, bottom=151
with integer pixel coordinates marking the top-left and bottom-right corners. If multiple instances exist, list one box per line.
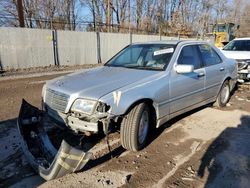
left=223, top=84, right=250, bottom=112
left=0, top=73, right=68, bottom=121
left=40, top=170, right=132, bottom=188
left=0, top=64, right=101, bottom=78
left=40, top=108, right=250, bottom=188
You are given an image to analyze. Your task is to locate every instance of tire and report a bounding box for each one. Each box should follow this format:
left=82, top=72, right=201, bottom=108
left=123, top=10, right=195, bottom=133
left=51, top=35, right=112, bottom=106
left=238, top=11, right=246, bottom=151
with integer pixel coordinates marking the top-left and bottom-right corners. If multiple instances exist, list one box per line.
left=120, top=103, right=150, bottom=151
left=214, top=80, right=230, bottom=107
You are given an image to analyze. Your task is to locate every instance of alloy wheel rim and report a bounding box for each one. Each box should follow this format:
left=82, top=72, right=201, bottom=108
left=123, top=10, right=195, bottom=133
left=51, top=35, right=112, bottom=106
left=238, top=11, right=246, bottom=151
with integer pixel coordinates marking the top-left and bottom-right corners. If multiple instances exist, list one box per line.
left=220, top=84, right=230, bottom=104
left=138, top=110, right=149, bottom=145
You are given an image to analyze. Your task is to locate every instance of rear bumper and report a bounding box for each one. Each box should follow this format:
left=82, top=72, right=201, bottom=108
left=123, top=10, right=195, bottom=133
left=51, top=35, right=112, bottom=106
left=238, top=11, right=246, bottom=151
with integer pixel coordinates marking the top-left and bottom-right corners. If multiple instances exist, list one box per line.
left=17, top=100, right=92, bottom=180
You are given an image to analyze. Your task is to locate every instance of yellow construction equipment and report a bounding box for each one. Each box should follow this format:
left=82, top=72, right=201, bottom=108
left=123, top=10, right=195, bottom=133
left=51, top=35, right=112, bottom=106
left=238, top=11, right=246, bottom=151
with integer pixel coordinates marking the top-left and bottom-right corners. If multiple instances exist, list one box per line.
left=213, top=22, right=238, bottom=48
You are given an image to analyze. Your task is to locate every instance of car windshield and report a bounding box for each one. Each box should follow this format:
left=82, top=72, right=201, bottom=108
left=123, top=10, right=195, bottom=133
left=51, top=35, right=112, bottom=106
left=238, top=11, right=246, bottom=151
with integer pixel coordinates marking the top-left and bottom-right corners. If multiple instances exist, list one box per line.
left=105, top=44, right=175, bottom=71
left=223, top=40, right=250, bottom=51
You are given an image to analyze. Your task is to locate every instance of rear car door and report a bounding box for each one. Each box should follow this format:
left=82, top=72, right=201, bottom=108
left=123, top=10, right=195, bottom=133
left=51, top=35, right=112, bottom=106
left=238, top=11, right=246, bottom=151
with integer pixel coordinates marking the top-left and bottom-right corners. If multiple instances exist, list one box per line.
left=169, top=45, right=205, bottom=114
left=198, top=44, right=226, bottom=100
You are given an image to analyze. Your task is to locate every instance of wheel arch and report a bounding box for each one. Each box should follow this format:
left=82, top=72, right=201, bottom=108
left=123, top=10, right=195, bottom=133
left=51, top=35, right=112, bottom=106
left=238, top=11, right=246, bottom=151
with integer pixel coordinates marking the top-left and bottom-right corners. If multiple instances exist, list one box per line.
left=216, top=77, right=231, bottom=97
left=214, top=76, right=232, bottom=108
left=123, top=98, right=157, bottom=126
left=223, top=76, right=235, bottom=92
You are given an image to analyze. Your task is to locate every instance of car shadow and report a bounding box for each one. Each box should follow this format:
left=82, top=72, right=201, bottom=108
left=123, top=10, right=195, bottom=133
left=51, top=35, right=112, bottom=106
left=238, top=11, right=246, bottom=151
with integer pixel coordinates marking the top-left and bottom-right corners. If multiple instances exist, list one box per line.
left=197, top=115, right=250, bottom=187
left=82, top=105, right=210, bottom=171
left=147, top=83, right=239, bottom=149
left=81, top=107, right=209, bottom=171
left=82, top=145, right=126, bottom=171
left=147, top=105, right=209, bottom=148
left=0, top=118, right=44, bottom=187
left=85, top=105, right=212, bottom=169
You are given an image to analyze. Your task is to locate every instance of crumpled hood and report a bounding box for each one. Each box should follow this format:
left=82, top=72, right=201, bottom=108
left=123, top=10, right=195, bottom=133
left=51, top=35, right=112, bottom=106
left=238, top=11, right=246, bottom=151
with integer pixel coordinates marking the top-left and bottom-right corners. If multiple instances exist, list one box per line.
left=46, top=66, right=160, bottom=100
left=221, top=50, right=250, bottom=60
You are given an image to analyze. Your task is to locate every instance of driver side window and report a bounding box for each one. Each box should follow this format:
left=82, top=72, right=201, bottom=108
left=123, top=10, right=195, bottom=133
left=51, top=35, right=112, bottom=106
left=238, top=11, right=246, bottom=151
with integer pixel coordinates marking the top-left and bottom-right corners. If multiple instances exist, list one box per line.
left=177, top=45, right=202, bottom=70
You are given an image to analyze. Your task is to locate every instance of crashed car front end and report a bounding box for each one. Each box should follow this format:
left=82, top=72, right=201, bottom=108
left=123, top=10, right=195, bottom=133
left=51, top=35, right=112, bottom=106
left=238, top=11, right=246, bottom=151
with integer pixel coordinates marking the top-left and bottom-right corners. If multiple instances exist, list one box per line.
left=42, top=86, right=114, bottom=135
left=236, top=59, right=250, bottom=82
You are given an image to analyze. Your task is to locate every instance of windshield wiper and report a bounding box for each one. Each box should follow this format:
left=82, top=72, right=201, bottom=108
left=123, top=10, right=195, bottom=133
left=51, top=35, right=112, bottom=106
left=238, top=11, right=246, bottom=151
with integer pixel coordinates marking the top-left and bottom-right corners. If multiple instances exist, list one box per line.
left=124, top=65, right=162, bottom=70
left=105, top=64, right=124, bottom=68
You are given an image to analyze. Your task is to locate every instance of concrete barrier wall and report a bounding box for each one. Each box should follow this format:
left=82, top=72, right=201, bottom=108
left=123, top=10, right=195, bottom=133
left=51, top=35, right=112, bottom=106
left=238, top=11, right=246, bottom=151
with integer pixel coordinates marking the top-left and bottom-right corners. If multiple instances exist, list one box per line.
left=0, top=27, right=199, bottom=70
left=0, top=27, right=54, bottom=69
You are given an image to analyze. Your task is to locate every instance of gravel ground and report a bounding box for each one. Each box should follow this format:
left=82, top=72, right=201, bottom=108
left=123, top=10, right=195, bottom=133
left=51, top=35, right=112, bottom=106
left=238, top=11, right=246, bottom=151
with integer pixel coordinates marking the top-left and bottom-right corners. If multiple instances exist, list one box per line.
left=0, top=70, right=250, bottom=188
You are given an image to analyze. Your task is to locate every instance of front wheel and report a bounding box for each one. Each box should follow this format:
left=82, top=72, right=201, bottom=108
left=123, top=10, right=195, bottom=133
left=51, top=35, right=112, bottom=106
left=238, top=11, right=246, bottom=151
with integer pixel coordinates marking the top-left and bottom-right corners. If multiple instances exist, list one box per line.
left=214, top=80, right=230, bottom=107
left=120, top=103, right=150, bottom=151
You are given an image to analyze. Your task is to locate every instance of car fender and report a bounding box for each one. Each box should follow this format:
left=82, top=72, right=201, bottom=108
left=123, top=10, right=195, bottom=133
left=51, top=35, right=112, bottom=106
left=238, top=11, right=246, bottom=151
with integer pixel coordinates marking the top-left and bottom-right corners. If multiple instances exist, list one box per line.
left=99, top=73, right=170, bottom=119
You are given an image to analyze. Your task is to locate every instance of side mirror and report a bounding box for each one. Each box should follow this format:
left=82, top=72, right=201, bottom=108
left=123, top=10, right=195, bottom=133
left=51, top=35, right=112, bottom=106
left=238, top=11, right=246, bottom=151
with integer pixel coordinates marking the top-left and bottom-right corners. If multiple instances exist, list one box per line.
left=175, top=64, right=194, bottom=74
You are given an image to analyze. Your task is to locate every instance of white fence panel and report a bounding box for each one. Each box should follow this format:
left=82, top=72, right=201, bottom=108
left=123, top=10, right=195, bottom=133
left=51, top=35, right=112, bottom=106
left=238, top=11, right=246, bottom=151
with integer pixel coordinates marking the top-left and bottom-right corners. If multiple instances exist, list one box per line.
left=57, top=31, right=97, bottom=65
left=132, top=34, right=160, bottom=43
left=0, top=28, right=202, bottom=70
left=0, top=27, right=53, bottom=69
left=100, top=32, right=130, bottom=63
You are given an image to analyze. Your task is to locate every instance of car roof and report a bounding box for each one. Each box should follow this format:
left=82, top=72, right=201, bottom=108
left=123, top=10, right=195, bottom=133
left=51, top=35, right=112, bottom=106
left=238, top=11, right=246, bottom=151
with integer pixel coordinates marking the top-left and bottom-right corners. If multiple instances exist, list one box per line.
left=233, top=37, right=250, bottom=41
left=131, top=40, right=206, bottom=45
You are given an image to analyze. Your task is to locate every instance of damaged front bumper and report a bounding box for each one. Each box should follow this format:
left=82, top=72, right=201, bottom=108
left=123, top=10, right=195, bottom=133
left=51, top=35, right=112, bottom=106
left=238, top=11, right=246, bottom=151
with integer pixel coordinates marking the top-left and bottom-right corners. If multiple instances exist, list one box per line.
left=238, top=69, right=250, bottom=83
left=237, top=61, right=250, bottom=82
left=17, top=100, right=92, bottom=181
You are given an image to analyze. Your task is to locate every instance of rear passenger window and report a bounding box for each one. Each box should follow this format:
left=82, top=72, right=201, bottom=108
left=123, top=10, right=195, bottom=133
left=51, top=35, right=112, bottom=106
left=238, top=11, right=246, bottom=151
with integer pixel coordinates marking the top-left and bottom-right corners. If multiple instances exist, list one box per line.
left=198, top=44, right=222, bottom=66
left=177, top=45, right=202, bottom=69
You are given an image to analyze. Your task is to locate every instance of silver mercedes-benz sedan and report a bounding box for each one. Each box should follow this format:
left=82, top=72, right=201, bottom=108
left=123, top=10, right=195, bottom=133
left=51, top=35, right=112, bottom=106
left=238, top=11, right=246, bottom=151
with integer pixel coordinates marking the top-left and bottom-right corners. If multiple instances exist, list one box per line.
left=43, top=40, right=237, bottom=152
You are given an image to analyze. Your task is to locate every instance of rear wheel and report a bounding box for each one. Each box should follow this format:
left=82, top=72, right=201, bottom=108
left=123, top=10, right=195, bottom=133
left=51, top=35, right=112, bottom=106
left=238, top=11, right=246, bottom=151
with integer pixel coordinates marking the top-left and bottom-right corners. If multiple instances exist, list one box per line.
left=214, top=80, right=230, bottom=107
left=120, top=103, right=150, bottom=151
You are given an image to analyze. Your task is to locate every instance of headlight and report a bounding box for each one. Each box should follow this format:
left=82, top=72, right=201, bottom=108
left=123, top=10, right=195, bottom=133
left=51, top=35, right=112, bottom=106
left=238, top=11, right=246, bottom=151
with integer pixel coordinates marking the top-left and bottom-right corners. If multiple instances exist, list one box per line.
left=71, top=99, right=97, bottom=115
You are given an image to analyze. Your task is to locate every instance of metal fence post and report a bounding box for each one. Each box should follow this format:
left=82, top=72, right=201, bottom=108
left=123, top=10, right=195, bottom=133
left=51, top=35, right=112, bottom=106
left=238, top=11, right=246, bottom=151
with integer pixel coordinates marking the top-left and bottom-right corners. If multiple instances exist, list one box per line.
left=52, top=30, right=60, bottom=66
left=0, top=56, right=3, bottom=72
left=130, top=32, right=132, bottom=44
left=96, top=32, right=102, bottom=64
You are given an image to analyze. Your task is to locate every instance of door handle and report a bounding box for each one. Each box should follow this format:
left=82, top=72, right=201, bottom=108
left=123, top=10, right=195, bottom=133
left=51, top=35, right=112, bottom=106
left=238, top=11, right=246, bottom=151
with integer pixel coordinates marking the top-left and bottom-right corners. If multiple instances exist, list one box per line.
left=197, top=72, right=205, bottom=78
left=220, top=67, right=225, bottom=71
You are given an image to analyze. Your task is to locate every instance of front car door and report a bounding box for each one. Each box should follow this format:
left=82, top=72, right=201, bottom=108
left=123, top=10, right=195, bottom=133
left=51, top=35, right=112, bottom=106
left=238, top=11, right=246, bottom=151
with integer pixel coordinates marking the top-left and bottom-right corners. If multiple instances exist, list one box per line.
left=198, top=44, right=226, bottom=100
left=169, top=45, right=205, bottom=114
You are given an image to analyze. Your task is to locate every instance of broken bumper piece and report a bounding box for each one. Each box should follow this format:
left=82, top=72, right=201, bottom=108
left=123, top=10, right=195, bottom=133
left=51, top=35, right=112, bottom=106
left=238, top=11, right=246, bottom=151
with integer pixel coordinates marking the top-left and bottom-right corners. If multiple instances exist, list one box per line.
left=17, top=100, right=92, bottom=181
